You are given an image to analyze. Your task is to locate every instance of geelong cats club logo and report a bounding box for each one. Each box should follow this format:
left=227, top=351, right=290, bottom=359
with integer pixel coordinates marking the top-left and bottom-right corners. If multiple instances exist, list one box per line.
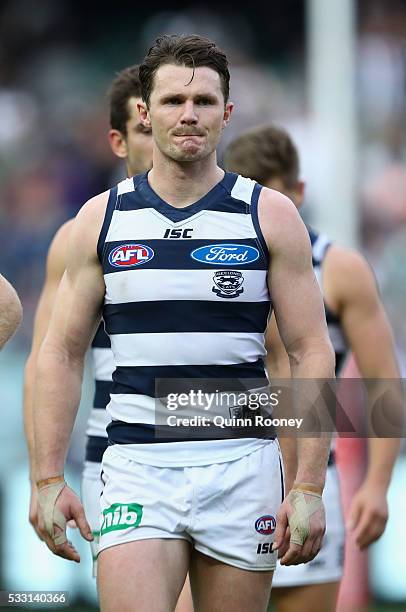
left=212, top=270, right=244, bottom=299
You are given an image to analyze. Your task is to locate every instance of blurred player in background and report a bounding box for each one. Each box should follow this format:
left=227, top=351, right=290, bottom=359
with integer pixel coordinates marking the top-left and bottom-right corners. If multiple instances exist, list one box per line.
left=224, top=125, right=401, bottom=612
left=23, top=64, right=192, bottom=611
left=33, top=34, right=334, bottom=612
left=0, top=273, right=22, bottom=348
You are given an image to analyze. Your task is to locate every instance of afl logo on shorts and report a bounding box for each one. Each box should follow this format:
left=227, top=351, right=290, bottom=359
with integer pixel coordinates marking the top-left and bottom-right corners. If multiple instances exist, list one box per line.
left=255, top=515, right=276, bottom=535
left=108, top=244, right=154, bottom=268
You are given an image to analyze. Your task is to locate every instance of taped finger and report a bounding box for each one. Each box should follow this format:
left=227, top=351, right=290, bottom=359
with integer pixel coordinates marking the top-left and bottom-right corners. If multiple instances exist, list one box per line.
left=37, top=480, right=67, bottom=547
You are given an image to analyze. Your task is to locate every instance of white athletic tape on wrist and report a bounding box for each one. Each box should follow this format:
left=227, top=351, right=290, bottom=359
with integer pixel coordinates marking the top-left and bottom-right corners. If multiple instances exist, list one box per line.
left=38, top=481, right=67, bottom=546
left=288, top=490, right=323, bottom=546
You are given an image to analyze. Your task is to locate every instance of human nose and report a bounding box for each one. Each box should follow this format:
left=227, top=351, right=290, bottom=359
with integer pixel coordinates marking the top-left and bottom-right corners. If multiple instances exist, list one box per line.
left=180, top=100, right=198, bottom=124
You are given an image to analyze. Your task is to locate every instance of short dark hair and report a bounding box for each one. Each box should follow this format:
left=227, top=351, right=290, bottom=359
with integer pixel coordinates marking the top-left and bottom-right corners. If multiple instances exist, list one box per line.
left=139, top=34, right=230, bottom=107
left=108, top=65, right=142, bottom=134
left=224, top=125, right=300, bottom=188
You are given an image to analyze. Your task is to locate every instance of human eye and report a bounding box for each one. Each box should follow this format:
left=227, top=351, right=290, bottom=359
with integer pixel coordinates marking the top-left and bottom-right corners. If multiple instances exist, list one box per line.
left=196, top=97, right=214, bottom=105
left=164, top=96, right=182, bottom=105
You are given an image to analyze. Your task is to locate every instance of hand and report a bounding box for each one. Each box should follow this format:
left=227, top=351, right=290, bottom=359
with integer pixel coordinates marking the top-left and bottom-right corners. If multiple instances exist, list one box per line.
left=347, top=479, right=388, bottom=550
left=37, top=483, right=93, bottom=562
left=273, top=487, right=326, bottom=565
left=29, top=482, right=43, bottom=540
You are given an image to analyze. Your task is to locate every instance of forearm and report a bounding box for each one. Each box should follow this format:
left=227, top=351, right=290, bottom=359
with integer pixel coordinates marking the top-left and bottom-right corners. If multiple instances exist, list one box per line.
left=23, top=354, right=38, bottom=482
left=278, top=437, right=297, bottom=493
left=365, top=438, right=400, bottom=489
left=34, top=345, right=84, bottom=480
left=290, top=339, right=335, bottom=489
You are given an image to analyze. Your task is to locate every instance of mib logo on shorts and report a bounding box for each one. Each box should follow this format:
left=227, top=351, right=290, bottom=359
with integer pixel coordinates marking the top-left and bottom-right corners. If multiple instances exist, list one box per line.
left=100, top=503, right=143, bottom=535
left=212, top=270, right=244, bottom=299
left=255, top=515, right=276, bottom=535
left=108, top=244, right=154, bottom=268
left=191, top=243, right=259, bottom=265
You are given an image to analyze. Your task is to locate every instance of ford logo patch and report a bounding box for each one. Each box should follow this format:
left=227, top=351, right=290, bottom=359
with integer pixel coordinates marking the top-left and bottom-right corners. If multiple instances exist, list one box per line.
left=191, top=243, right=259, bottom=266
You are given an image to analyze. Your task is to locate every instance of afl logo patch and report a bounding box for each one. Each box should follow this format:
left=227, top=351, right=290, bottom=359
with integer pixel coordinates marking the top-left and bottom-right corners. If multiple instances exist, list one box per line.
left=191, top=243, right=259, bottom=266
left=255, top=515, right=276, bottom=535
left=108, top=244, right=154, bottom=268
left=212, top=270, right=244, bottom=299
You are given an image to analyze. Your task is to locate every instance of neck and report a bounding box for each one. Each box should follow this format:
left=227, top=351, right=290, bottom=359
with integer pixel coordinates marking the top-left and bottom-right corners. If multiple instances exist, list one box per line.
left=148, top=149, right=224, bottom=208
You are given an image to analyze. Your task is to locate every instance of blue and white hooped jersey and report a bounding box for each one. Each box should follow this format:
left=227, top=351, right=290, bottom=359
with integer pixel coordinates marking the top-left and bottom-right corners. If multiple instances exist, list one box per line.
left=84, top=322, right=111, bottom=463
left=308, top=227, right=348, bottom=375
left=97, top=171, right=272, bottom=466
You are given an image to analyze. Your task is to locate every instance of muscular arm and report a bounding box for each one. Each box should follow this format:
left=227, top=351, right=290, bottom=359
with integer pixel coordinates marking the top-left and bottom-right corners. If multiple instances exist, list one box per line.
left=33, top=193, right=107, bottom=561
left=324, top=246, right=402, bottom=547
left=265, top=315, right=297, bottom=493
left=24, top=221, right=73, bottom=484
left=34, top=195, right=107, bottom=480
left=260, top=190, right=334, bottom=564
left=0, top=274, right=22, bottom=348
left=261, top=190, right=335, bottom=490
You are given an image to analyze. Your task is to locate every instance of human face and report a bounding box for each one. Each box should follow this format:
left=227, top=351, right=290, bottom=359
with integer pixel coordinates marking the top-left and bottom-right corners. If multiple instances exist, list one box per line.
left=108, top=96, right=153, bottom=177
left=138, top=64, right=233, bottom=164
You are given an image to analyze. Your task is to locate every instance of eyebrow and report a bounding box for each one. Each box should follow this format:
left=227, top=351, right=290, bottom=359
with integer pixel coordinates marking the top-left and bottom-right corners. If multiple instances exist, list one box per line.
left=159, top=92, right=219, bottom=103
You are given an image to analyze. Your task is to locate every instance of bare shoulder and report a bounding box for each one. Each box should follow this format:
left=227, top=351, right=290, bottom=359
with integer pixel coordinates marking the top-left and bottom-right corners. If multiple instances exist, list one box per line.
left=0, top=274, right=20, bottom=305
left=46, top=219, right=75, bottom=278
left=0, top=274, right=22, bottom=332
left=75, top=190, right=110, bottom=226
left=46, top=191, right=109, bottom=277
left=258, top=187, right=310, bottom=253
left=67, top=191, right=110, bottom=260
left=324, top=244, right=378, bottom=310
left=325, top=245, right=375, bottom=286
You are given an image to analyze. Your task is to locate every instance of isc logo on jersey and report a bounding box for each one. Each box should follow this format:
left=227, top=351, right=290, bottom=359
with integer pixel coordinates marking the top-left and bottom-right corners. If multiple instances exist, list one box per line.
left=100, top=503, right=143, bottom=535
left=191, top=244, right=259, bottom=266
left=255, top=515, right=276, bottom=535
left=109, top=244, right=154, bottom=268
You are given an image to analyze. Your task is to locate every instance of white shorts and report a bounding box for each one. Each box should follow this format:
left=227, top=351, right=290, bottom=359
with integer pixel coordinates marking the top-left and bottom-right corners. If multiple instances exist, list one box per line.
left=81, top=460, right=103, bottom=576
left=272, top=464, right=345, bottom=587
left=99, top=441, right=284, bottom=571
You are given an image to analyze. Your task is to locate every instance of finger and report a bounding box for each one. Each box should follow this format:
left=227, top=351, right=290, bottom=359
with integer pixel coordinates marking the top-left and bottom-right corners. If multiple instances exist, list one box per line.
left=54, top=541, right=81, bottom=563
left=279, top=542, right=302, bottom=566
left=30, top=514, right=44, bottom=541
left=347, top=498, right=362, bottom=531
left=310, top=534, right=323, bottom=559
left=274, top=510, right=288, bottom=551
left=356, top=518, right=385, bottom=550
left=352, top=510, right=372, bottom=548
left=34, top=525, right=44, bottom=541
left=299, top=535, right=316, bottom=563
left=276, top=525, right=290, bottom=559
left=71, top=503, right=93, bottom=541
left=67, top=519, right=78, bottom=529
left=37, top=516, right=47, bottom=543
left=277, top=532, right=291, bottom=559
left=42, top=527, right=80, bottom=563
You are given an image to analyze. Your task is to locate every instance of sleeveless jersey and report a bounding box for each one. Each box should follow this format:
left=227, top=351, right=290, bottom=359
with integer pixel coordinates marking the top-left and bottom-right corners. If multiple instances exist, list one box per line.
left=97, top=171, right=272, bottom=466
left=84, top=322, right=111, bottom=462
left=308, top=227, right=348, bottom=375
